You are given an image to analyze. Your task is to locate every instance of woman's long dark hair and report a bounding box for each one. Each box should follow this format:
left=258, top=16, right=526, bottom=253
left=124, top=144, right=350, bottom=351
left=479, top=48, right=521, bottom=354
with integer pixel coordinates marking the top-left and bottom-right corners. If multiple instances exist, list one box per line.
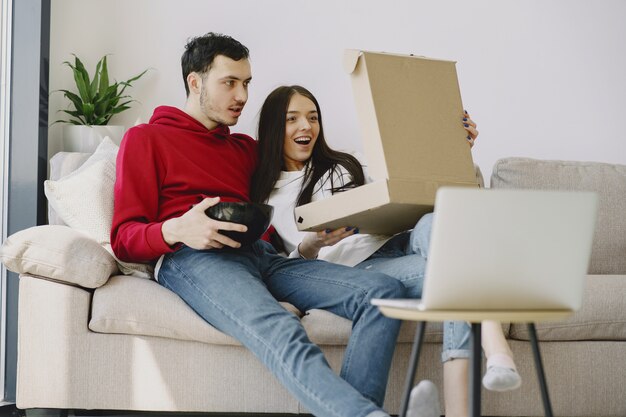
left=251, top=85, right=365, bottom=206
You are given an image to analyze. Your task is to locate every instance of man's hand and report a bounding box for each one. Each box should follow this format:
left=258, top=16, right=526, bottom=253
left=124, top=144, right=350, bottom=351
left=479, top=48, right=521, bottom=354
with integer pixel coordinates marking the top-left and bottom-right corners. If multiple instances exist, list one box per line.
left=161, top=197, right=247, bottom=250
left=298, top=226, right=358, bottom=259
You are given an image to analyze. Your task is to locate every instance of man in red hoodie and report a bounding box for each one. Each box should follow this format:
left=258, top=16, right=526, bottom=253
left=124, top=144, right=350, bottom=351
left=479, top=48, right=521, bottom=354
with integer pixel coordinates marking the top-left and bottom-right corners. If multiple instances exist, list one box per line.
left=111, top=33, right=438, bottom=417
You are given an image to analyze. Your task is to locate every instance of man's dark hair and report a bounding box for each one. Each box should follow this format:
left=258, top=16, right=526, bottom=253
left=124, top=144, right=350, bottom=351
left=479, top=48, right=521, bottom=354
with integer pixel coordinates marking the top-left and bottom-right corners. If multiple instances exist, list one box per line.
left=181, top=32, right=250, bottom=96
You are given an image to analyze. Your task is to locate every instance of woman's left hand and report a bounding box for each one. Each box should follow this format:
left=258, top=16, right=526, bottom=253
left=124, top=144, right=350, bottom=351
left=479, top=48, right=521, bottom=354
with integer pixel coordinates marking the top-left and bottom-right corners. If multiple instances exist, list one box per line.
left=297, top=227, right=358, bottom=259
left=463, top=110, right=479, bottom=148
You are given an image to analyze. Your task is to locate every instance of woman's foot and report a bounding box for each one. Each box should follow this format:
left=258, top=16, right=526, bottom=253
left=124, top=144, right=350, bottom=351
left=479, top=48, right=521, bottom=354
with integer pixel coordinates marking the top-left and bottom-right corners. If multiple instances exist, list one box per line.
left=482, top=353, right=522, bottom=392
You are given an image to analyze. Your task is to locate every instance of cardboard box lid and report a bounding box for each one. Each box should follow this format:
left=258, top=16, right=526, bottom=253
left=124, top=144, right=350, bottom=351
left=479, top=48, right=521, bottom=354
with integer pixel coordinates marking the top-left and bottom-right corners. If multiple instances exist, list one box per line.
left=344, top=49, right=476, bottom=185
left=294, top=176, right=478, bottom=235
left=295, top=178, right=430, bottom=234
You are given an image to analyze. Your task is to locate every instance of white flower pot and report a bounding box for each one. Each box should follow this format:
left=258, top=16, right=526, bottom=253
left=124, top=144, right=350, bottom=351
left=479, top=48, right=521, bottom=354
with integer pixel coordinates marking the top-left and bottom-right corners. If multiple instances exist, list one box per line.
left=62, top=125, right=125, bottom=153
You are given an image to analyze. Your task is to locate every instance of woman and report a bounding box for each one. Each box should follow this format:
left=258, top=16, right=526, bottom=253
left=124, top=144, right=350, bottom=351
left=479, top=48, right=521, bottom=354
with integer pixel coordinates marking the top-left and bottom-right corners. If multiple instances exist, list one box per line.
left=252, top=85, right=521, bottom=414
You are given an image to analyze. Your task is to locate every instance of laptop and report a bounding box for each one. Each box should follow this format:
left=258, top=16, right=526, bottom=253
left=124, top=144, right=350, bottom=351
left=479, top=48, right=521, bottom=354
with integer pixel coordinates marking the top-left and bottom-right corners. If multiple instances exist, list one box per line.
left=372, top=187, right=598, bottom=312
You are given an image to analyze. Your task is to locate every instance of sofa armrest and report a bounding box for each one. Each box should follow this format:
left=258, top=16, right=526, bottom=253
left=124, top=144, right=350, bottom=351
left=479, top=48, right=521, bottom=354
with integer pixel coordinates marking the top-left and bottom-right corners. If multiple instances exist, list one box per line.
left=0, top=225, right=118, bottom=288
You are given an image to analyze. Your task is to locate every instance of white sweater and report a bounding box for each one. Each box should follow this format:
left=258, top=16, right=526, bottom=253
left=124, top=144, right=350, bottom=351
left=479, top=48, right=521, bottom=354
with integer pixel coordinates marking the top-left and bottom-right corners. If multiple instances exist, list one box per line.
left=268, top=165, right=390, bottom=267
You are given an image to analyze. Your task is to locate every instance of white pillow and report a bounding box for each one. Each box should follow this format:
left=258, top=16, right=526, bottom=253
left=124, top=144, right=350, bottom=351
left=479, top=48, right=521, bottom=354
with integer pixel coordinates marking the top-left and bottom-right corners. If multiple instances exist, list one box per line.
left=45, top=157, right=115, bottom=245
left=44, top=137, right=153, bottom=279
left=48, top=151, right=91, bottom=225
left=0, top=225, right=118, bottom=288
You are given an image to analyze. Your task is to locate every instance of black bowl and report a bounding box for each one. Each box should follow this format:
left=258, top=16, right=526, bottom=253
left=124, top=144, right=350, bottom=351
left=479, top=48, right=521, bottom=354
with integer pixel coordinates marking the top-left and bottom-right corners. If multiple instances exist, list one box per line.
left=205, top=202, right=274, bottom=246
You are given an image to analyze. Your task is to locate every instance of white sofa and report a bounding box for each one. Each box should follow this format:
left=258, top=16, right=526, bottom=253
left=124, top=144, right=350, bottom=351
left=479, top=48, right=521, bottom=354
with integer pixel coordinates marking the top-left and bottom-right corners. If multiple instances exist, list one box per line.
left=1, top=152, right=625, bottom=417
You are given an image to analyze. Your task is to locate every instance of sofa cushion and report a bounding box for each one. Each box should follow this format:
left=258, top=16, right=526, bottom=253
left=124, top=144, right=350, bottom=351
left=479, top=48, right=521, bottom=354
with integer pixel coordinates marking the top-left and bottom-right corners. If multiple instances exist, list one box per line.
left=301, top=308, right=444, bottom=345
left=300, top=308, right=510, bottom=345
left=90, top=275, right=514, bottom=347
left=44, top=139, right=153, bottom=279
left=509, top=275, right=626, bottom=341
left=89, top=275, right=302, bottom=345
left=0, top=225, right=118, bottom=288
left=490, top=158, right=626, bottom=274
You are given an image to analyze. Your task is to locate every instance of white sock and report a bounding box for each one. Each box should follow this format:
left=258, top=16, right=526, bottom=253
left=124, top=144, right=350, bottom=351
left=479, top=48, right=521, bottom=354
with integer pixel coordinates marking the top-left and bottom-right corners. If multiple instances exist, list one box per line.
left=406, top=380, right=441, bottom=417
left=364, top=411, right=389, bottom=417
left=482, top=353, right=522, bottom=392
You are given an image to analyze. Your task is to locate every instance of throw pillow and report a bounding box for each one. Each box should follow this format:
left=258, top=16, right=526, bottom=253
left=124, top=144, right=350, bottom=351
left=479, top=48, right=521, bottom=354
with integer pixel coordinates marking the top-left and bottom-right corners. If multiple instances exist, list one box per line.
left=0, top=225, right=118, bottom=288
left=44, top=137, right=153, bottom=279
left=48, top=151, right=91, bottom=225
left=46, top=157, right=115, bottom=245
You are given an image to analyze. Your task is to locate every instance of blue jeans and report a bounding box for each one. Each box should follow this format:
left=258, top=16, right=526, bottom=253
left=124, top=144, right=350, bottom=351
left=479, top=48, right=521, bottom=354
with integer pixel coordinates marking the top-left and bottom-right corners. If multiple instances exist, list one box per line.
left=354, top=213, right=471, bottom=362
left=158, top=240, right=406, bottom=417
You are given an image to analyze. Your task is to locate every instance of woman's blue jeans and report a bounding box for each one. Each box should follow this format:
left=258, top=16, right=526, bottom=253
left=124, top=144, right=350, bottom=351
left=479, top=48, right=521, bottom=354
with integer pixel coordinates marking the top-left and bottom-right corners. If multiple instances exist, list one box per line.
left=354, top=213, right=471, bottom=362
left=158, top=240, right=406, bottom=417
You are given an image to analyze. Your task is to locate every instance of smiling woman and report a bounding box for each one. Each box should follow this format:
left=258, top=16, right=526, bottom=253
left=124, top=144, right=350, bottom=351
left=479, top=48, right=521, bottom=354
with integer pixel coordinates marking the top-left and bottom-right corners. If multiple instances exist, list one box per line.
left=251, top=85, right=364, bottom=209
left=283, top=93, right=320, bottom=171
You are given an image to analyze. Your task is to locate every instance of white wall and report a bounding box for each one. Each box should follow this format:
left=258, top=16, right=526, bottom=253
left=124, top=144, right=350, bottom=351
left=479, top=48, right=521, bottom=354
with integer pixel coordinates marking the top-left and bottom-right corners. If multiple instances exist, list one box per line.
left=49, top=0, right=626, bottom=183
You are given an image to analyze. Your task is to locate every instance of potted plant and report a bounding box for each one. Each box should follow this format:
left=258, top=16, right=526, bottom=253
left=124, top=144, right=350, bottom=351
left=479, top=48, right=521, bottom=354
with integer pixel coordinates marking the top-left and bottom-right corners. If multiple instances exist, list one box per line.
left=54, top=54, right=148, bottom=152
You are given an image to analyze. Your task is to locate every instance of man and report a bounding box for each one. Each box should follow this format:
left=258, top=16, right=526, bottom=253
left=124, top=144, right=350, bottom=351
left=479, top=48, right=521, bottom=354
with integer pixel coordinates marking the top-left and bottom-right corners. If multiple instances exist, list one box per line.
left=111, top=32, right=438, bottom=417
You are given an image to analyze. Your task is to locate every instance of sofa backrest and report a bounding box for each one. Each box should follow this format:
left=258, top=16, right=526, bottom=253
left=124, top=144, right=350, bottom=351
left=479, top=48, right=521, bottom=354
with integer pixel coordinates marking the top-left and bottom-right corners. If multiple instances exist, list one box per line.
left=490, top=157, right=626, bottom=275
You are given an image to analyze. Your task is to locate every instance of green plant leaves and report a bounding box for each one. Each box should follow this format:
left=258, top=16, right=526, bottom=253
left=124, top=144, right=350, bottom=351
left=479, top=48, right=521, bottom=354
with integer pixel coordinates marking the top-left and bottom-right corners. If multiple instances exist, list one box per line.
left=98, top=56, right=109, bottom=96
left=54, top=54, right=148, bottom=126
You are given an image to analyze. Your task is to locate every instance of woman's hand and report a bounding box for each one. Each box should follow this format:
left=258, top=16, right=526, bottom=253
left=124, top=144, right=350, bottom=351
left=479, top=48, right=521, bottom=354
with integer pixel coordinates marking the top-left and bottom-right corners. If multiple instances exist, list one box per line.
left=463, top=110, right=479, bottom=148
left=297, top=226, right=358, bottom=259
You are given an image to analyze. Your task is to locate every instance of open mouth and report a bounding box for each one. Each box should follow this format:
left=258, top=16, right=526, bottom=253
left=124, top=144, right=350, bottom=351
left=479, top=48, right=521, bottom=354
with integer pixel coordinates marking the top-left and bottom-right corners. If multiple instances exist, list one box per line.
left=229, top=107, right=243, bottom=116
left=294, top=136, right=312, bottom=145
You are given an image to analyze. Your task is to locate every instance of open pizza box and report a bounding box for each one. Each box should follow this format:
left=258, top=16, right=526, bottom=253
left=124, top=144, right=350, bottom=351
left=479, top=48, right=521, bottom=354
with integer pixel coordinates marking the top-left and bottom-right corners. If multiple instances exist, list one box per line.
left=294, top=49, right=479, bottom=235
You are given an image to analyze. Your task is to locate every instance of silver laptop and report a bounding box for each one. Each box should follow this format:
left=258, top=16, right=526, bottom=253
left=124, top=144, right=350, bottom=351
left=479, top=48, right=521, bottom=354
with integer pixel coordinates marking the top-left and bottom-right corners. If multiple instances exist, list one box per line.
left=373, top=187, right=598, bottom=312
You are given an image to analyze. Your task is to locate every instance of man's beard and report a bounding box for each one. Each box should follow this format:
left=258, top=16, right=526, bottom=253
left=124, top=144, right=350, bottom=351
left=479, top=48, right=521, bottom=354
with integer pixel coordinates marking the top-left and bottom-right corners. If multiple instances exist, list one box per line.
left=199, top=88, right=236, bottom=127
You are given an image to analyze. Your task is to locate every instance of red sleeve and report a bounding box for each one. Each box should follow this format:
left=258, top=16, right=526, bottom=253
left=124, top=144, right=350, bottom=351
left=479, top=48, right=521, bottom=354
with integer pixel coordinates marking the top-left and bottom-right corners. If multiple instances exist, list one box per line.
left=110, top=128, right=175, bottom=262
left=260, top=225, right=275, bottom=243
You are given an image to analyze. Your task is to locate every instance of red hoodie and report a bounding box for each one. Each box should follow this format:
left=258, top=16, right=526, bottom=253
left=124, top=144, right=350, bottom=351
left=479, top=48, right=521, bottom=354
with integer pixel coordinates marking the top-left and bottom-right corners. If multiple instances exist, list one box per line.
left=111, top=106, right=258, bottom=263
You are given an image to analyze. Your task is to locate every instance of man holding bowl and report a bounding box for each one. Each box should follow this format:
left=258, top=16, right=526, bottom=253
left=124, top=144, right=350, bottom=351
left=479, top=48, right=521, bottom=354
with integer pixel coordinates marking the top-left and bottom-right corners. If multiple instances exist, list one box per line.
left=111, top=32, right=438, bottom=417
